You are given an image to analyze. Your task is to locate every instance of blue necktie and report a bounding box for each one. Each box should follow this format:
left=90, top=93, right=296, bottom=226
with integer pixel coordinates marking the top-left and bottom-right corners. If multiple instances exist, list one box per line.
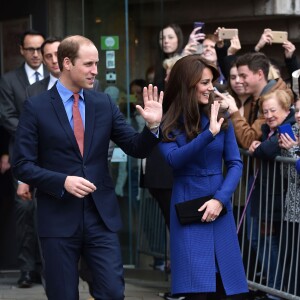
left=35, top=71, right=40, bottom=82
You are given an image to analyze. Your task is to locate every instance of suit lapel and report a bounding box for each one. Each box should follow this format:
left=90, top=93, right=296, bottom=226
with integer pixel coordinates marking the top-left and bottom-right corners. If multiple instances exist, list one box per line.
left=49, top=87, right=82, bottom=158
left=42, top=77, right=50, bottom=90
left=16, top=64, right=30, bottom=88
left=83, top=91, right=95, bottom=160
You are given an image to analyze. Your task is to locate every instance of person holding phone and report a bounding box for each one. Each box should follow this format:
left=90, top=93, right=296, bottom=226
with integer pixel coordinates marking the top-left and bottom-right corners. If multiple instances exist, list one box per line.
left=248, top=90, right=295, bottom=299
left=278, top=97, right=300, bottom=296
left=153, top=23, right=204, bottom=92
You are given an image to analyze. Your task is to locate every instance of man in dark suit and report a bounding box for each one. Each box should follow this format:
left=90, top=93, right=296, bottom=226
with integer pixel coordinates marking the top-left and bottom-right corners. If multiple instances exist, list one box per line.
left=26, top=36, right=62, bottom=97
left=26, top=35, right=101, bottom=297
left=12, top=35, right=163, bottom=300
left=0, top=29, right=48, bottom=288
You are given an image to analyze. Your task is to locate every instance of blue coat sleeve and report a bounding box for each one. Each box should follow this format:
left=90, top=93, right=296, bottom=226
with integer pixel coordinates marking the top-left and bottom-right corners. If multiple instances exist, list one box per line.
left=253, top=134, right=281, bottom=160
left=158, top=128, right=215, bottom=170
left=214, top=123, right=243, bottom=203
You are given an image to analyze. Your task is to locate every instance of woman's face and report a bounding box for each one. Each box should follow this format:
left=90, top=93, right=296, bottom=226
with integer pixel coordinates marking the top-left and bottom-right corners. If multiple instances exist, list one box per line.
left=295, top=100, right=300, bottom=125
left=262, top=97, right=289, bottom=130
left=229, top=66, right=246, bottom=96
left=196, top=67, right=214, bottom=105
left=159, top=27, right=178, bottom=56
left=201, top=39, right=217, bottom=64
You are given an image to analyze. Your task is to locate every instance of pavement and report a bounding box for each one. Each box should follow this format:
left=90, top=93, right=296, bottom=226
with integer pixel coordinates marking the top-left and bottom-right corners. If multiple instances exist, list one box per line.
left=0, top=268, right=170, bottom=300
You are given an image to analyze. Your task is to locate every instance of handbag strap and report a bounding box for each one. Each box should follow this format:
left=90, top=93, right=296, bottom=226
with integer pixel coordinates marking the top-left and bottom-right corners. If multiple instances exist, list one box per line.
left=236, top=167, right=259, bottom=234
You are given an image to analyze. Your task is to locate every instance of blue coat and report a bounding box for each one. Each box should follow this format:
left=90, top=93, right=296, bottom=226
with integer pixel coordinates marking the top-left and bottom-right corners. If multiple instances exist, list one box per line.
left=159, top=114, right=248, bottom=295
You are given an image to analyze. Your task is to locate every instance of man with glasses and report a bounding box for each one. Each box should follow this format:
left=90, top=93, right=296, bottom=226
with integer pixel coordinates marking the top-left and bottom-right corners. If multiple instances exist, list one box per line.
left=0, top=29, right=48, bottom=288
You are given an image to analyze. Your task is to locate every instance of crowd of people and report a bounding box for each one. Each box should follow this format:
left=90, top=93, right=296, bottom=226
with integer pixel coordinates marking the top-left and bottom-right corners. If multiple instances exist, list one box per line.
left=0, top=22, right=300, bottom=300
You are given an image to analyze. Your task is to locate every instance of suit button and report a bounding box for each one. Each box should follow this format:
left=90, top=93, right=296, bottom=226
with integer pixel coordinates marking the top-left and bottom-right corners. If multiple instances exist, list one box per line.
left=83, top=165, right=86, bottom=169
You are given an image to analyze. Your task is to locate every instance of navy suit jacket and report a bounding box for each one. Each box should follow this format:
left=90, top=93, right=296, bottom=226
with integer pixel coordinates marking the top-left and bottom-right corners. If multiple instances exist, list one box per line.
left=12, top=86, right=160, bottom=237
left=26, top=76, right=50, bottom=97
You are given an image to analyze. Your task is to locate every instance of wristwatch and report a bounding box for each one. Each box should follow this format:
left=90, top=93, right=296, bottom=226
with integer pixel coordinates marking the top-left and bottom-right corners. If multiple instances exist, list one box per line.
left=146, top=122, right=160, bottom=132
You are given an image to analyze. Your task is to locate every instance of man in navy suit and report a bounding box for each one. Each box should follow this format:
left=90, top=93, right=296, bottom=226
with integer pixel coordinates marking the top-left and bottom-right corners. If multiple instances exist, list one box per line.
left=26, top=35, right=102, bottom=297
left=12, top=35, right=163, bottom=300
left=0, top=29, right=48, bottom=288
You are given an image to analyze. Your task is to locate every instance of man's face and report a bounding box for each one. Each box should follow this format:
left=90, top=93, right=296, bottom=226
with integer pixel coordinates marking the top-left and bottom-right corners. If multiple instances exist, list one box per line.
left=237, top=65, right=261, bottom=96
left=65, top=43, right=99, bottom=91
left=43, top=41, right=61, bottom=78
left=20, top=34, right=44, bottom=69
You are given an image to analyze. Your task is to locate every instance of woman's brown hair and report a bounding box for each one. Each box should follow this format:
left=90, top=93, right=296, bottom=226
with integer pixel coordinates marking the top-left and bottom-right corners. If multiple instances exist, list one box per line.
left=162, top=54, right=227, bottom=142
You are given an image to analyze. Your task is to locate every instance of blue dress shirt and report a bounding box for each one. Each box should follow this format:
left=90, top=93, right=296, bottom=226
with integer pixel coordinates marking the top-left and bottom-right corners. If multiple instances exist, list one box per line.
left=56, top=80, right=85, bottom=129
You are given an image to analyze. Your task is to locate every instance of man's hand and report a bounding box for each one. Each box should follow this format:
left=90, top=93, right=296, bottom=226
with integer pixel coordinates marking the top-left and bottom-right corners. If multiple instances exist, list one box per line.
left=0, top=154, right=10, bottom=174
left=136, top=84, right=163, bottom=128
left=64, top=176, right=97, bottom=198
left=17, top=183, right=32, bottom=201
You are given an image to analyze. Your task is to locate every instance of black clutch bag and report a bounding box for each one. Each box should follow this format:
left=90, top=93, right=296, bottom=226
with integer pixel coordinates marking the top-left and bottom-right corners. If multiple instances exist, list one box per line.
left=175, top=195, right=227, bottom=225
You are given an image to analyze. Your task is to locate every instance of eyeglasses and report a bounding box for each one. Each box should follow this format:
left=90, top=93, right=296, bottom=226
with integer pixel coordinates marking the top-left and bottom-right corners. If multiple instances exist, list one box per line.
left=22, top=47, right=42, bottom=54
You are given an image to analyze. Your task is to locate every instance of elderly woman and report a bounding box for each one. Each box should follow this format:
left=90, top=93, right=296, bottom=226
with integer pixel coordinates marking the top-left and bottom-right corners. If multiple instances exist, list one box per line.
left=249, top=89, right=295, bottom=298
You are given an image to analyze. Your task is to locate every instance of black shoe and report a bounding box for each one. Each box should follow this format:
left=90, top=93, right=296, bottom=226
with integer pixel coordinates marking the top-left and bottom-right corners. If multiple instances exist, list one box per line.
left=158, top=292, right=185, bottom=300
left=30, top=271, right=42, bottom=284
left=17, top=271, right=33, bottom=288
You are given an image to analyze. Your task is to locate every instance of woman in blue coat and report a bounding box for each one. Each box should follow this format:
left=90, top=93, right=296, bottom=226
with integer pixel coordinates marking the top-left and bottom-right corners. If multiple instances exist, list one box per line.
left=159, top=55, right=248, bottom=299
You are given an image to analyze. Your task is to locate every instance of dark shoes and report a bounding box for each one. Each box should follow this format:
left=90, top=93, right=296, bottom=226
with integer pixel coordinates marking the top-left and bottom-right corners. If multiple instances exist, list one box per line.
left=158, top=292, right=185, bottom=300
left=17, top=271, right=42, bottom=288
left=17, top=271, right=32, bottom=288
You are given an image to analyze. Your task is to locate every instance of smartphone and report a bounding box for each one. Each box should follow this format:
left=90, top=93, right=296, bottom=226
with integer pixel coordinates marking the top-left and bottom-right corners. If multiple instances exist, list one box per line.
left=218, top=28, right=238, bottom=40
left=278, top=124, right=296, bottom=141
left=271, top=31, right=288, bottom=43
left=194, top=21, right=205, bottom=33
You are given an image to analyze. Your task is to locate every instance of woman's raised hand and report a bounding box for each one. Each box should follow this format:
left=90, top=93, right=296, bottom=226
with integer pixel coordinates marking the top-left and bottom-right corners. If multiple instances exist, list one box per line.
left=209, top=100, right=224, bottom=136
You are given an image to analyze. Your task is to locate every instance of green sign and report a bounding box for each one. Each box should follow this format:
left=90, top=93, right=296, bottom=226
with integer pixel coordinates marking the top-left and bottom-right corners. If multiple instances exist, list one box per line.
left=101, top=36, right=119, bottom=50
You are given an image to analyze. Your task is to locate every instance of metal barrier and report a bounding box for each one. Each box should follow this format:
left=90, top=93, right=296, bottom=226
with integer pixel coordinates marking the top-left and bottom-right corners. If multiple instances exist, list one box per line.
left=136, top=149, right=300, bottom=299
left=136, top=188, right=168, bottom=268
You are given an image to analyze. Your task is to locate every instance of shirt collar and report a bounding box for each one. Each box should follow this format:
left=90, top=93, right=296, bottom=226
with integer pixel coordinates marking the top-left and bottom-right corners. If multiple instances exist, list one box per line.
left=56, top=79, right=84, bottom=104
left=24, top=62, right=44, bottom=79
left=48, top=74, right=58, bottom=90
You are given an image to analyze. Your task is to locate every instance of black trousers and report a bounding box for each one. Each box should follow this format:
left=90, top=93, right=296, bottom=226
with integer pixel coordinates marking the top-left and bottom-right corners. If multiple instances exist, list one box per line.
left=148, top=188, right=172, bottom=230
left=14, top=180, right=41, bottom=272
